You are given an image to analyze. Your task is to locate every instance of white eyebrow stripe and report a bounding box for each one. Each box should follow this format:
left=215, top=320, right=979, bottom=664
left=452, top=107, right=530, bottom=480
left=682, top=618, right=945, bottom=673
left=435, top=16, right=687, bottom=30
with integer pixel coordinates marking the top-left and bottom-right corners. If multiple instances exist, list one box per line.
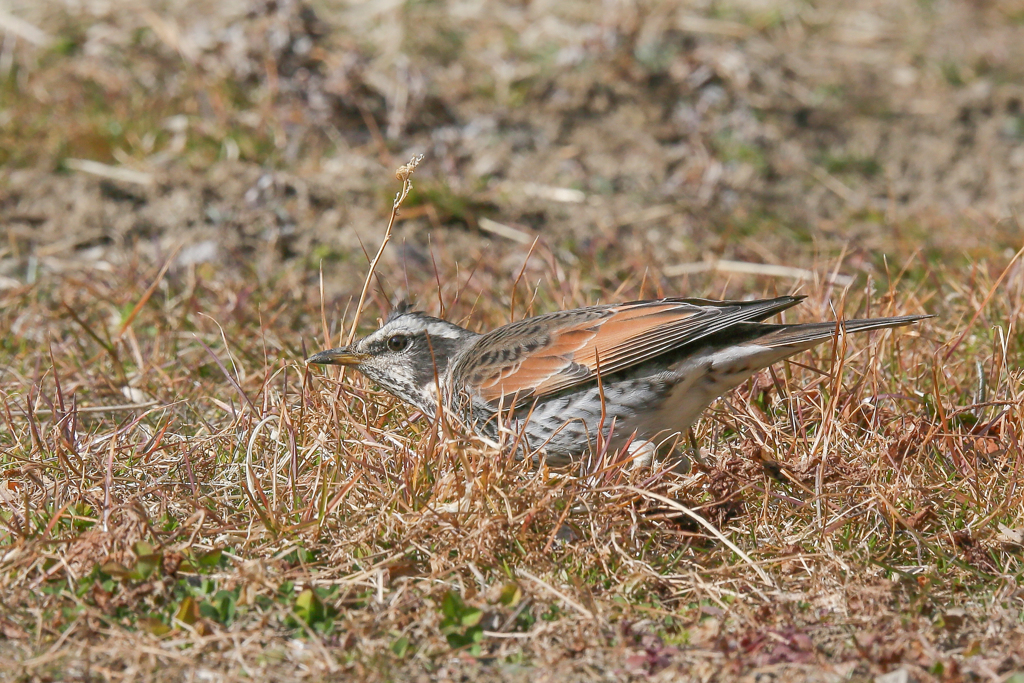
left=422, top=323, right=464, bottom=339
left=371, top=316, right=465, bottom=340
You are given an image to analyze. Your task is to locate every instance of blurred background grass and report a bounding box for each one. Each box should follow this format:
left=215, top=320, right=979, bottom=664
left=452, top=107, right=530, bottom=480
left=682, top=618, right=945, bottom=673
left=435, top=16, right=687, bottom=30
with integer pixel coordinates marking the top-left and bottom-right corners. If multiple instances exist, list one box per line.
left=3, top=0, right=1024, bottom=297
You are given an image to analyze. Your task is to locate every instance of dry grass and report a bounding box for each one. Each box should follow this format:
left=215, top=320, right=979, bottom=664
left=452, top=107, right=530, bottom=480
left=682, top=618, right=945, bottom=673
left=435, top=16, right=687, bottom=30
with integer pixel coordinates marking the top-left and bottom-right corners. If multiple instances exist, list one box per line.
left=3, top=226, right=1023, bottom=681
left=2, top=0, right=1024, bottom=681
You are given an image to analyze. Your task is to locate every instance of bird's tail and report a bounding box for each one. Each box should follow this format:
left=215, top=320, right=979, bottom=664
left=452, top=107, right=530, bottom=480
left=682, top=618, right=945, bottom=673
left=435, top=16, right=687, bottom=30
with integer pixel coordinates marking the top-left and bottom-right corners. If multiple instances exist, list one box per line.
left=757, top=314, right=931, bottom=349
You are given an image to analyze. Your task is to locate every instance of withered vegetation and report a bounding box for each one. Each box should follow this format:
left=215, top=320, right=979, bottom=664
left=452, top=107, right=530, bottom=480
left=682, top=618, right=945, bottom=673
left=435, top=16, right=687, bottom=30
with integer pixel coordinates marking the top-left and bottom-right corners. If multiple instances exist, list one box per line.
left=2, top=1, right=1024, bottom=681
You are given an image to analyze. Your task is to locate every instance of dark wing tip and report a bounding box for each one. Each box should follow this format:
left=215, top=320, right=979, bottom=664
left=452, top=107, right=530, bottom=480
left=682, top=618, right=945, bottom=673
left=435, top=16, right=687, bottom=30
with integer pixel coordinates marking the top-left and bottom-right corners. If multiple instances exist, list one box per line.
left=621, top=293, right=806, bottom=308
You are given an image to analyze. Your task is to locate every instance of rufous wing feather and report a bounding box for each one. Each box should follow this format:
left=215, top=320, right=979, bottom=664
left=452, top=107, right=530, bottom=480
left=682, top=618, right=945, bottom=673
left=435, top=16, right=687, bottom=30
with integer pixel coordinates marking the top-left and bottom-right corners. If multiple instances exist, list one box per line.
left=459, top=296, right=804, bottom=405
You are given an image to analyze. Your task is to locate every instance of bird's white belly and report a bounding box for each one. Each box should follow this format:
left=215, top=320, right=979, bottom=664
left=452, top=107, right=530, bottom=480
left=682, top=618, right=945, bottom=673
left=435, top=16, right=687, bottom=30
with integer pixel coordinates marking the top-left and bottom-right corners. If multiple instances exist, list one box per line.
left=623, top=343, right=785, bottom=443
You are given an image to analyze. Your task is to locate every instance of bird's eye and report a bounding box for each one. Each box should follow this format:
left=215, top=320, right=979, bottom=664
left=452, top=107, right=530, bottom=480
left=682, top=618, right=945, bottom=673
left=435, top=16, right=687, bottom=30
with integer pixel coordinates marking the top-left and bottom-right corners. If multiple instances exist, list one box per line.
left=386, top=335, right=410, bottom=352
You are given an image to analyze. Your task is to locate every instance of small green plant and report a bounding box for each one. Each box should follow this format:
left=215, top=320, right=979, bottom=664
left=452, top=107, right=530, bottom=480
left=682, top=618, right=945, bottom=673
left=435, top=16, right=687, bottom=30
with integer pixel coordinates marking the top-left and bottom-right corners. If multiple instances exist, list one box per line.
left=438, top=591, right=485, bottom=654
left=390, top=634, right=411, bottom=657
left=200, top=588, right=240, bottom=625
left=288, top=587, right=337, bottom=633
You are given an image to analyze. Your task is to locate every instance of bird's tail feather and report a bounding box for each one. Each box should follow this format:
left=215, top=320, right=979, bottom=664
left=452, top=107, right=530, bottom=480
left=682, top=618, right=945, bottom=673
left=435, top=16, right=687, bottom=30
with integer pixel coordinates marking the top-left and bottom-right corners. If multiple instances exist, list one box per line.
left=758, top=314, right=931, bottom=348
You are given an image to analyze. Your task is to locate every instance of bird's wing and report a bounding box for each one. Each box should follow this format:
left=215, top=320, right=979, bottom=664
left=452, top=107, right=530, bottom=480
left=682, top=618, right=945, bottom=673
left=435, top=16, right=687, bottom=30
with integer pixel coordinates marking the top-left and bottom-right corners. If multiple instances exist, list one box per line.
left=454, top=295, right=804, bottom=405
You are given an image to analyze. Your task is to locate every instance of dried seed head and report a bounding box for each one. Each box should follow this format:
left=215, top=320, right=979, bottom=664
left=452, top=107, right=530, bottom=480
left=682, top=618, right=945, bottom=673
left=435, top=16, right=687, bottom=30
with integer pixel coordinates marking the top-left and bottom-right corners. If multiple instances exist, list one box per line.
left=395, top=154, right=424, bottom=182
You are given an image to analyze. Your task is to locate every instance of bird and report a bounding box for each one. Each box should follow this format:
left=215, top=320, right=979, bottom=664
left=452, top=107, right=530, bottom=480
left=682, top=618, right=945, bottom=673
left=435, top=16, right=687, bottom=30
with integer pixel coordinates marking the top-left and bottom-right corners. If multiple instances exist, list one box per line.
left=307, top=295, right=928, bottom=469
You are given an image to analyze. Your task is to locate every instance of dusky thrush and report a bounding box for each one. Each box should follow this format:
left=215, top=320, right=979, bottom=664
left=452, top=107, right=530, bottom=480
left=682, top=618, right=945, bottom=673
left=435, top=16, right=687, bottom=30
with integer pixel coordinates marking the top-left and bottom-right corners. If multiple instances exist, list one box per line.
left=307, top=295, right=927, bottom=467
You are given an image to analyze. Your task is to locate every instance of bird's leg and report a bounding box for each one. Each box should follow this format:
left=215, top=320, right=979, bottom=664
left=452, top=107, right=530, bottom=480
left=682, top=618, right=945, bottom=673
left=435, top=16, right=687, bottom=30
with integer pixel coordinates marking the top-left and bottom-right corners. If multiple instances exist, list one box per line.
left=625, top=433, right=691, bottom=473
left=625, top=439, right=658, bottom=470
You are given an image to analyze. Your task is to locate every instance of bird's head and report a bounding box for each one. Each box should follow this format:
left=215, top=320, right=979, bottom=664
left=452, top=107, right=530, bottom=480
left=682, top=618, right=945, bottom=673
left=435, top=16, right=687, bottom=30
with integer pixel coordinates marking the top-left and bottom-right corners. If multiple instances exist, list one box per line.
left=306, top=308, right=478, bottom=414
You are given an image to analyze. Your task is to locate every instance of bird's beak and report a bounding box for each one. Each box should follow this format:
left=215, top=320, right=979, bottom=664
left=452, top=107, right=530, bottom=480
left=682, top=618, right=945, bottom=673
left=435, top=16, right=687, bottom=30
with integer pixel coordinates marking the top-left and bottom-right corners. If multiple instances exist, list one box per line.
left=306, top=347, right=368, bottom=366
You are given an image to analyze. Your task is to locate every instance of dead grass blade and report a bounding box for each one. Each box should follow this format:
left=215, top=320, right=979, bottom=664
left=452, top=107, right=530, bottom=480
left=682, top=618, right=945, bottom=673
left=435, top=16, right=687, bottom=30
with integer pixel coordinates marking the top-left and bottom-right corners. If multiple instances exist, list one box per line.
left=622, top=486, right=775, bottom=587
